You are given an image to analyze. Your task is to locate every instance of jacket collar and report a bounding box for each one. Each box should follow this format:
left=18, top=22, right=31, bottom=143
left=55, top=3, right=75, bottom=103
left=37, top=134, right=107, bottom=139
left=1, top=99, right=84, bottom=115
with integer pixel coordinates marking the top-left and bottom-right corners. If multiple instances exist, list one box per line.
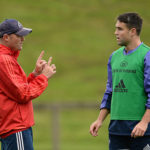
left=0, top=44, right=20, bottom=59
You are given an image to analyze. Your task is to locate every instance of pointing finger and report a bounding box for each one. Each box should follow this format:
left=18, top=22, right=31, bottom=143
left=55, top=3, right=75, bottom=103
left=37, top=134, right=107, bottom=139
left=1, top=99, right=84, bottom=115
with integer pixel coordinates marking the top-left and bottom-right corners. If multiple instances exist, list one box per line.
left=37, top=51, right=44, bottom=62
left=48, top=57, right=52, bottom=66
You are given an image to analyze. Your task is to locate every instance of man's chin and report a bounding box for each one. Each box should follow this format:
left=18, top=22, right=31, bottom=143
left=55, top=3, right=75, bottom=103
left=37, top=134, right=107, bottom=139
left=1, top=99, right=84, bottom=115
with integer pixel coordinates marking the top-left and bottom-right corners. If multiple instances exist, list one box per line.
left=12, top=48, right=22, bottom=51
left=18, top=47, right=22, bottom=51
left=117, top=42, right=125, bottom=46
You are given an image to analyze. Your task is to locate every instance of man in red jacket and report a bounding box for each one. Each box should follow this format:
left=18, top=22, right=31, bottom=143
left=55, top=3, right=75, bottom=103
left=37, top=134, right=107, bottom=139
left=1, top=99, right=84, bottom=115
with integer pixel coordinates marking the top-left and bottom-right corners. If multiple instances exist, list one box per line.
left=0, top=19, right=56, bottom=150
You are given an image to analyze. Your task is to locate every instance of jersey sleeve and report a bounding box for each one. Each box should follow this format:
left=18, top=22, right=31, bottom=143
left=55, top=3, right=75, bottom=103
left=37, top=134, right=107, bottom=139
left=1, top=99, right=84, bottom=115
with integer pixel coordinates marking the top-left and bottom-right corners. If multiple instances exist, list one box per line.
left=144, top=50, right=150, bottom=109
left=0, top=55, right=48, bottom=104
left=100, top=54, right=113, bottom=110
left=27, top=73, right=36, bottom=82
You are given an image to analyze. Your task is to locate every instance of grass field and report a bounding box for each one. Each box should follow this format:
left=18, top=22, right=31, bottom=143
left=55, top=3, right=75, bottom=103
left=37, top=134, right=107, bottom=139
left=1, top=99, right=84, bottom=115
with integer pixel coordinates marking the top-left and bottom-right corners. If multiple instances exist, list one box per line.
left=33, top=109, right=110, bottom=150
left=1, top=0, right=150, bottom=102
left=0, top=0, right=150, bottom=149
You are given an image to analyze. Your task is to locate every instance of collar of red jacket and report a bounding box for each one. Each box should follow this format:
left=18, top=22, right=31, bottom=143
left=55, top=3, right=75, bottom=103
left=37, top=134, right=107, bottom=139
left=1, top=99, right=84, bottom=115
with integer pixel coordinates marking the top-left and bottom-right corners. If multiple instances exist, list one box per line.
left=0, top=44, right=20, bottom=59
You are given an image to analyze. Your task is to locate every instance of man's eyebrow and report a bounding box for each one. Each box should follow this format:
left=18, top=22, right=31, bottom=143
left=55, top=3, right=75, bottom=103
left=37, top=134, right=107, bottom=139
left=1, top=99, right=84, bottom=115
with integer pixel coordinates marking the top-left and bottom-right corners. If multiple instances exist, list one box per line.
left=116, top=26, right=122, bottom=29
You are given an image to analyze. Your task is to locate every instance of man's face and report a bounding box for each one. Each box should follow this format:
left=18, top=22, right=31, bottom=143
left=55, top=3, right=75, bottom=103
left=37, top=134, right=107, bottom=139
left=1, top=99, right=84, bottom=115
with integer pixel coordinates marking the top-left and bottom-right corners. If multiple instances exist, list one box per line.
left=6, top=34, right=25, bottom=51
left=114, top=20, right=132, bottom=46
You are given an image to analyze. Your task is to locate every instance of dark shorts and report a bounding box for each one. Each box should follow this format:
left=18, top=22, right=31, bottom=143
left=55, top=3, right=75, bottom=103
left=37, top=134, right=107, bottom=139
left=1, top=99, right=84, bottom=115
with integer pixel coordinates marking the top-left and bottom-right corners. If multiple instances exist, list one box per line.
left=109, top=134, right=150, bottom=150
left=0, top=128, right=34, bottom=150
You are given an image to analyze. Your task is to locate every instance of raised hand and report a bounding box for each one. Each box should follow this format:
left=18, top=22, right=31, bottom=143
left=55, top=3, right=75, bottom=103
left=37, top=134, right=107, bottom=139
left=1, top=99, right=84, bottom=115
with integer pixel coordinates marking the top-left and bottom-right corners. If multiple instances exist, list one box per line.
left=33, top=51, right=47, bottom=76
left=41, top=57, right=56, bottom=79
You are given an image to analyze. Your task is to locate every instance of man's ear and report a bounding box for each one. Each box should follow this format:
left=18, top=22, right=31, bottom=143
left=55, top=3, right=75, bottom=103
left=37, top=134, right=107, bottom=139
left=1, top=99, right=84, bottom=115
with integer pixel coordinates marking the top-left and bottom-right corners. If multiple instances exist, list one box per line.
left=2, top=34, right=9, bottom=42
left=130, top=28, right=137, bottom=36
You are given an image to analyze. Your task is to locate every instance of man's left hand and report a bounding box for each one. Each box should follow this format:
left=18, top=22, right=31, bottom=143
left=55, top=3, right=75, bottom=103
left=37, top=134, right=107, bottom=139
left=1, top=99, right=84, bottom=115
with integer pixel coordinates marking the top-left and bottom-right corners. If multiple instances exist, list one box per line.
left=131, top=121, right=148, bottom=138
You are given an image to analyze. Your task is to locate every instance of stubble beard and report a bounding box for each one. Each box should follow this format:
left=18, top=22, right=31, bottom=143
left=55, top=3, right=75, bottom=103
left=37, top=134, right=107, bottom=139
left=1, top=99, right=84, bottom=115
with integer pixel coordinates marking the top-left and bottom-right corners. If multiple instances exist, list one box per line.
left=117, top=40, right=128, bottom=47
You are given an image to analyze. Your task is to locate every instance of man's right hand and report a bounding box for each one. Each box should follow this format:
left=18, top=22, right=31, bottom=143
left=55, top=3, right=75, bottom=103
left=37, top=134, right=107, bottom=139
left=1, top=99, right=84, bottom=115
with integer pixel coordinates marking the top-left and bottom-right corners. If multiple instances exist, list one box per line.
left=89, top=120, right=102, bottom=137
left=89, top=109, right=109, bottom=137
left=33, top=51, right=47, bottom=76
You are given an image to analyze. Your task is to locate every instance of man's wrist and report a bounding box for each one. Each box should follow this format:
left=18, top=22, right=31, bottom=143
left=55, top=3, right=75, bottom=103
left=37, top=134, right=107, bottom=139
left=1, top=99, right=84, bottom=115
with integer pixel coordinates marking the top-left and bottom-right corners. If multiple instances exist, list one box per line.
left=32, top=70, right=40, bottom=77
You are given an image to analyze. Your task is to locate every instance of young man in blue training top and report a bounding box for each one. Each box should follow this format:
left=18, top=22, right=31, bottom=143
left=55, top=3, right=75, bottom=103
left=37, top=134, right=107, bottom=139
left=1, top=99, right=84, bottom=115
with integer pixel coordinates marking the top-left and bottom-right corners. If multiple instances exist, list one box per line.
left=90, top=12, right=150, bottom=150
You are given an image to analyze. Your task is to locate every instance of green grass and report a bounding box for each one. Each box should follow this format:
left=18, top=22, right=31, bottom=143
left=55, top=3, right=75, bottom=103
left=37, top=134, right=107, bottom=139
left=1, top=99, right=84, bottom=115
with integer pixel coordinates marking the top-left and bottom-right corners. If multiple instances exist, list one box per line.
left=60, top=109, right=109, bottom=150
left=33, top=109, right=110, bottom=150
left=0, top=0, right=150, bottom=149
left=1, top=0, right=150, bottom=103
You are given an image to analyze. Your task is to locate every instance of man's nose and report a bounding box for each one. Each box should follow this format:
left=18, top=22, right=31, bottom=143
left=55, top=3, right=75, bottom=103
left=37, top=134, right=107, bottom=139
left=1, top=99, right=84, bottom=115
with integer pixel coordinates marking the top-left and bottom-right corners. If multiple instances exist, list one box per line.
left=114, top=30, right=117, bottom=35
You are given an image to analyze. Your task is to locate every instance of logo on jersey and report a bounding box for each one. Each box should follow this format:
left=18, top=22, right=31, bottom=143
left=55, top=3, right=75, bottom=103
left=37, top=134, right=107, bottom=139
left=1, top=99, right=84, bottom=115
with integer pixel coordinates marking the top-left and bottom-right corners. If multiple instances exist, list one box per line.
left=120, top=60, right=128, bottom=67
left=114, top=80, right=128, bottom=92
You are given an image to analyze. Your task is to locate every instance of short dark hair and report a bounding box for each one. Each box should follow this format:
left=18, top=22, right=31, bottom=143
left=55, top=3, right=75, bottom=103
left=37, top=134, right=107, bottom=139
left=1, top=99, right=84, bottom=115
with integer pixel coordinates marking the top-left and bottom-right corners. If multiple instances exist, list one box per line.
left=117, top=12, right=143, bottom=35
